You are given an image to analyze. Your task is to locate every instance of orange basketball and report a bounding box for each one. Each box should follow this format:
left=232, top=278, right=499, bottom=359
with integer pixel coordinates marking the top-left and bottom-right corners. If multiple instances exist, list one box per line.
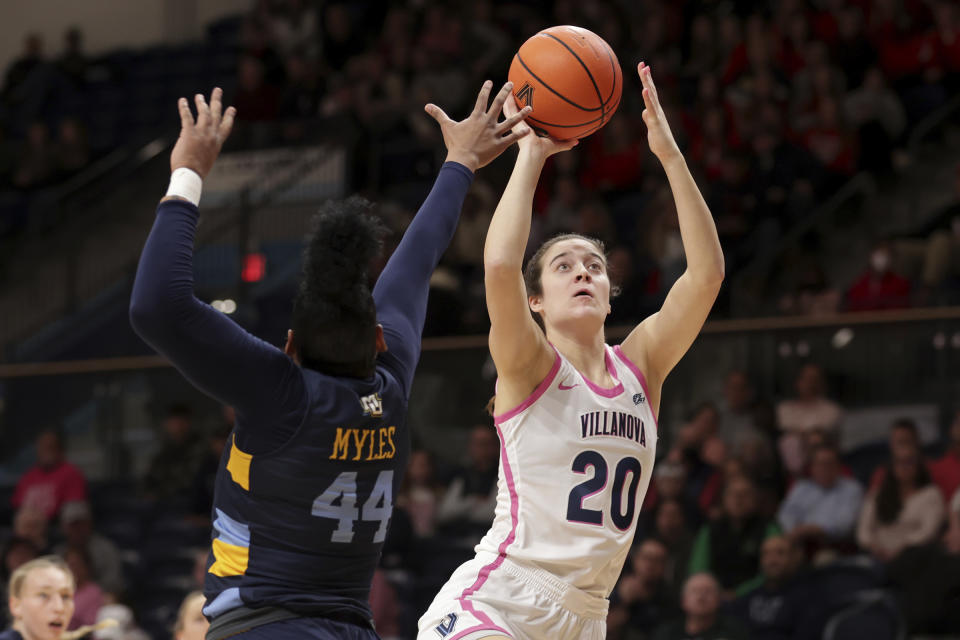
left=508, top=25, right=622, bottom=140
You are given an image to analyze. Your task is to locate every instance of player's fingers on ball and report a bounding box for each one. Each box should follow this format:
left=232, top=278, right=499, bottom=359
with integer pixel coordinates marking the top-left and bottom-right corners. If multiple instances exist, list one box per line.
left=219, top=106, right=237, bottom=138
left=487, top=81, right=514, bottom=120
left=177, top=98, right=194, bottom=128
left=473, top=80, right=494, bottom=115
left=502, top=93, right=519, bottom=118
left=496, top=106, right=532, bottom=134
left=500, top=128, right=530, bottom=147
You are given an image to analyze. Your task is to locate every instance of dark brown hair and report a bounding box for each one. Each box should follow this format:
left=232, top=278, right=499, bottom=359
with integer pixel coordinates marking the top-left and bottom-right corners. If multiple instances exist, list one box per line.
left=875, top=451, right=931, bottom=524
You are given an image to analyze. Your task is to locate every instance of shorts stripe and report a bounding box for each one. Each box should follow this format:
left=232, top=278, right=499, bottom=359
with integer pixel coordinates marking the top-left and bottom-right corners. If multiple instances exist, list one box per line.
left=453, top=425, right=519, bottom=635
left=448, top=624, right=512, bottom=640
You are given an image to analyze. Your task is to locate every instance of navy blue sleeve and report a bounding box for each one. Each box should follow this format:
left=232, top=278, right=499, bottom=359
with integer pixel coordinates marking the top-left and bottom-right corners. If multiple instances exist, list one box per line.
left=372, top=162, right=474, bottom=397
left=129, top=199, right=306, bottom=447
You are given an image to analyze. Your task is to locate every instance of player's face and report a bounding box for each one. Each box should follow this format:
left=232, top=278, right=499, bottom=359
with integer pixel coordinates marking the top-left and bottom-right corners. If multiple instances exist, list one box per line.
left=530, top=239, right=611, bottom=333
left=175, top=595, right=209, bottom=640
left=9, top=567, right=74, bottom=640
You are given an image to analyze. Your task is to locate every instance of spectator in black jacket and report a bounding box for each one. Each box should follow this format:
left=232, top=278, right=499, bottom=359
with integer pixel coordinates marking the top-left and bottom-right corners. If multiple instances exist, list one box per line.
left=727, top=535, right=820, bottom=640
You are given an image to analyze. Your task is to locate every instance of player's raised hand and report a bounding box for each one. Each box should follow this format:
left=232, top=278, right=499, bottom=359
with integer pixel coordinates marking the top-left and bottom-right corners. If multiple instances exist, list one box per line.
left=170, top=87, right=237, bottom=179
left=502, top=94, right=578, bottom=161
left=425, top=80, right=533, bottom=172
left=637, top=62, right=681, bottom=164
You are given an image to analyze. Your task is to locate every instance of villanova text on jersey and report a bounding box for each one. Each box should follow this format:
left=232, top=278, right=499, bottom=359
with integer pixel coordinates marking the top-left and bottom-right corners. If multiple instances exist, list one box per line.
left=579, top=410, right=648, bottom=446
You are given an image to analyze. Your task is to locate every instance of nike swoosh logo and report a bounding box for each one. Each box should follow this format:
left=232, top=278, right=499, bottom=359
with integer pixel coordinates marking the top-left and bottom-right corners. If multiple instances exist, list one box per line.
left=558, top=379, right=579, bottom=391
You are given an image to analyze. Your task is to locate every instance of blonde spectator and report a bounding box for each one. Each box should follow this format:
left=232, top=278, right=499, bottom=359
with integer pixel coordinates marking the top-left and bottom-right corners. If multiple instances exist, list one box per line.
left=173, top=592, right=208, bottom=640
left=0, top=555, right=109, bottom=640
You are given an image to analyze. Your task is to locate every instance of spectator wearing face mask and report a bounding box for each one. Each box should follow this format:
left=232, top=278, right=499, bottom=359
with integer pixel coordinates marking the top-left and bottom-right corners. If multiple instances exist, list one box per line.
left=846, top=240, right=911, bottom=311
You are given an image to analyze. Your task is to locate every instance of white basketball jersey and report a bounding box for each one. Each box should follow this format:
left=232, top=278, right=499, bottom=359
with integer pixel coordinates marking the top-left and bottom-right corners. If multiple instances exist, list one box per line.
left=478, top=344, right=658, bottom=599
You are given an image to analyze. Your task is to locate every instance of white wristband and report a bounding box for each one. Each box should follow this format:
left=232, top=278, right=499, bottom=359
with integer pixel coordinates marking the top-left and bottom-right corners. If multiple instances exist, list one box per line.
left=166, top=168, right=203, bottom=206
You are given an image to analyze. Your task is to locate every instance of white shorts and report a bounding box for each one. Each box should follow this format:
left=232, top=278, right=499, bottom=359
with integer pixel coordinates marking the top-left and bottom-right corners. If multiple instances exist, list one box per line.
left=417, top=551, right=608, bottom=640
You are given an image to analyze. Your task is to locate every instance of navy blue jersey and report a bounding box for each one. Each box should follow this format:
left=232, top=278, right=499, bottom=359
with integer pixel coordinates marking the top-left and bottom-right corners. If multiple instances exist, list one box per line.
left=0, top=630, right=23, bottom=640
left=200, top=356, right=410, bottom=620
left=130, top=162, right=473, bottom=623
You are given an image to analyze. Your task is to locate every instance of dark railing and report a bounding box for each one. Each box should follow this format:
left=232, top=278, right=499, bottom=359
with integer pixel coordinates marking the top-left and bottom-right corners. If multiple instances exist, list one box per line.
left=3, top=307, right=958, bottom=468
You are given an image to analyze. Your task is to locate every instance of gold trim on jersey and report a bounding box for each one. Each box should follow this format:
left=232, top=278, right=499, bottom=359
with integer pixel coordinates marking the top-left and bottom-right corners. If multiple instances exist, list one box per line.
left=226, top=434, right=252, bottom=491
left=210, top=537, right=249, bottom=577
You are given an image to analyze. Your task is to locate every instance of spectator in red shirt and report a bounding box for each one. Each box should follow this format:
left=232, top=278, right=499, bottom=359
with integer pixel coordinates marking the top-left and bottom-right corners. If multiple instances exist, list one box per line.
left=11, top=430, right=88, bottom=520
left=846, top=240, right=912, bottom=311
left=930, top=409, right=960, bottom=501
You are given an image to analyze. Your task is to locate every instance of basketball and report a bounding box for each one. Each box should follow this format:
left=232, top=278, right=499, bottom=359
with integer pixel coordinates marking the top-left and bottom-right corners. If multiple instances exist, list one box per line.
left=508, top=25, right=622, bottom=140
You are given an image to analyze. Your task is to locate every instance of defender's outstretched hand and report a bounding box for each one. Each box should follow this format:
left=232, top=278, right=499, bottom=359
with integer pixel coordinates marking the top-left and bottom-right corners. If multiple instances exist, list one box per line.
left=425, top=80, right=533, bottom=172
left=502, top=94, right=578, bottom=161
left=638, top=62, right=681, bottom=164
left=171, top=87, right=236, bottom=179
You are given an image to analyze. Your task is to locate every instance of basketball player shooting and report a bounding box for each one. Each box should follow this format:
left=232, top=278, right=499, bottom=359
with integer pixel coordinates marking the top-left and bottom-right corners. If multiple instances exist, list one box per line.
left=129, top=83, right=531, bottom=640
left=418, top=63, right=724, bottom=640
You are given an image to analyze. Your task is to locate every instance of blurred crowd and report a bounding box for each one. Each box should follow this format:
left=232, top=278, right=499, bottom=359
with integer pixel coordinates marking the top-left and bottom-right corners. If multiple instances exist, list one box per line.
left=224, top=0, right=960, bottom=326
left=3, top=0, right=960, bottom=320
left=0, top=29, right=92, bottom=192
left=2, top=360, right=960, bottom=638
